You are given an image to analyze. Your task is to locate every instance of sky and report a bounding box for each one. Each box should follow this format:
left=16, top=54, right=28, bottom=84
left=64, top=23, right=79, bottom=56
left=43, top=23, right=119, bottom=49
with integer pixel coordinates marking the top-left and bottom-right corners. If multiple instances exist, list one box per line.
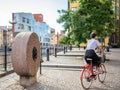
left=0, top=0, right=68, bottom=33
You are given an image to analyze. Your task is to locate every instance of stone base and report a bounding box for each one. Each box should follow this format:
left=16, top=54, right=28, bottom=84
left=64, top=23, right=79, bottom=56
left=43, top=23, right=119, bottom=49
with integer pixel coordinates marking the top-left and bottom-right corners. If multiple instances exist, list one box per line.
left=20, top=75, right=37, bottom=87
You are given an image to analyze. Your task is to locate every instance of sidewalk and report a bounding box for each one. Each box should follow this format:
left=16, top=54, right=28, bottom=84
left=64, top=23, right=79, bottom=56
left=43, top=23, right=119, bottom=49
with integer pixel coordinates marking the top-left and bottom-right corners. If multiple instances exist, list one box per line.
left=0, top=48, right=83, bottom=77
left=41, top=48, right=85, bottom=68
left=0, top=48, right=85, bottom=90
left=0, top=48, right=120, bottom=90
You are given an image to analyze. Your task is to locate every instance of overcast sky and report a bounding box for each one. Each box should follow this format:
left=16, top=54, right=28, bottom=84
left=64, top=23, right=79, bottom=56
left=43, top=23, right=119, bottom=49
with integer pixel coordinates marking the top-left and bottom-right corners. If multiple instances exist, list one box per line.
left=0, top=0, right=68, bottom=33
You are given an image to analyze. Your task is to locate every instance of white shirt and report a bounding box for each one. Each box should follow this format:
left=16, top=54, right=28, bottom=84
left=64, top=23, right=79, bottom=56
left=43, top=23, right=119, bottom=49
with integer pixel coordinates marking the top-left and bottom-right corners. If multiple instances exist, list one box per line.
left=86, top=38, right=100, bottom=50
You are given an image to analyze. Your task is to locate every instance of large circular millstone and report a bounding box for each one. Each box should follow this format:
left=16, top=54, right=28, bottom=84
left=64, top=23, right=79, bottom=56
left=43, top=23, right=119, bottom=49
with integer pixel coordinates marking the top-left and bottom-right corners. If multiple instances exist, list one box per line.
left=12, top=32, right=40, bottom=76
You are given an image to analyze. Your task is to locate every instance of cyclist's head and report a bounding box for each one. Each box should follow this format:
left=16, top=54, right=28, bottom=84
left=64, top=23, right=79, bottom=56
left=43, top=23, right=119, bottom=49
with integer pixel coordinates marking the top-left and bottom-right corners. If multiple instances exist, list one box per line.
left=90, top=32, right=97, bottom=38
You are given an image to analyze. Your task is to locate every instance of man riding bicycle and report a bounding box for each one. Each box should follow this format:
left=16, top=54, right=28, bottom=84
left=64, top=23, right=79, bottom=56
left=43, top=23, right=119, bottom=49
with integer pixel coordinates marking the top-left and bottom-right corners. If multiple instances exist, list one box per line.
left=85, top=32, right=105, bottom=67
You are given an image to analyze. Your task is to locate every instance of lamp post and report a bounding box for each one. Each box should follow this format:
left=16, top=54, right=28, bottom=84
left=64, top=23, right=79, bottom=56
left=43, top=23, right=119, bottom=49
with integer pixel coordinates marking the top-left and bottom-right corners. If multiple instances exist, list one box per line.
left=9, top=20, right=17, bottom=33
left=3, top=29, right=8, bottom=71
left=3, top=20, right=17, bottom=71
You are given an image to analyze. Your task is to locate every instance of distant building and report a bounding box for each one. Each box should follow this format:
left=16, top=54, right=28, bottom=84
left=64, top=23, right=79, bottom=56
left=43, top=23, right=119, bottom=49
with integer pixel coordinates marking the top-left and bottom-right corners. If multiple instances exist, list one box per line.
left=50, top=28, right=58, bottom=46
left=112, top=0, right=120, bottom=47
left=50, top=28, right=65, bottom=46
left=59, top=30, right=65, bottom=39
left=68, top=0, right=79, bottom=11
left=0, top=26, right=13, bottom=47
left=0, top=28, right=3, bottom=47
left=34, top=22, right=50, bottom=46
left=13, top=12, right=35, bottom=32
left=33, top=14, right=43, bottom=22
left=12, top=12, right=50, bottom=46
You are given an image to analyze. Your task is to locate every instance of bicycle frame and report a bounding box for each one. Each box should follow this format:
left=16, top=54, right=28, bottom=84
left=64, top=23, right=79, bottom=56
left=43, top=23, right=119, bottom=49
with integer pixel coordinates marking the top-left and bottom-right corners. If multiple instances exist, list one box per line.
left=80, top=59, right=106, bottom=90
left=80, top=59, right=94, bottom=80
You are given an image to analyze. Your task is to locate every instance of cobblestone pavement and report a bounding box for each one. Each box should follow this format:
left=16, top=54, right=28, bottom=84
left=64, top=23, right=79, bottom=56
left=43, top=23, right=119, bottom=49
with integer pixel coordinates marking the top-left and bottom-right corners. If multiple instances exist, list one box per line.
left=0, top=48, right=120, bottom=90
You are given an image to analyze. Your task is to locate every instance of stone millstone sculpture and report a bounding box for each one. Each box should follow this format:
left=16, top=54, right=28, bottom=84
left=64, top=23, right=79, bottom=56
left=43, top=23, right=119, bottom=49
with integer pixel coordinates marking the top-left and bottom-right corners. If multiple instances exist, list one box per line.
left=12, top=32, right=40, bottom=87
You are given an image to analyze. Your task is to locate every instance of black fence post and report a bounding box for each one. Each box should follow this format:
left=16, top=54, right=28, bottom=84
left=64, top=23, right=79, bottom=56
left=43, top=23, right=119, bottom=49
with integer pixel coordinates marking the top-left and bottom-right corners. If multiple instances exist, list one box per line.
left=4, top=45, right=7, bottom=71
left=46, top=48, right=49, bottom=61
left=106, top=46, right=110, bottom=52
left=84, top=46, right=86, bottom=50
left=40, top=46, right=42, bottom=74
left=63, top=46, right=65, bottom=54
left=49, top=47, right=51, bottom=55
left=66, top=46, right=67, bottom=52
left=70, top=45, right=72, bottom=51
left=54, top=47, right=57, bottom=57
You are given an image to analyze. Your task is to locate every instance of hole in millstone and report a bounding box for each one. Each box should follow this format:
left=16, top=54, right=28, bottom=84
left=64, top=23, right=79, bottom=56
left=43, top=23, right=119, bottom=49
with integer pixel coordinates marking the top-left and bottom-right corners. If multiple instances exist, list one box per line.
left=32, top=47, right=37, bottom=61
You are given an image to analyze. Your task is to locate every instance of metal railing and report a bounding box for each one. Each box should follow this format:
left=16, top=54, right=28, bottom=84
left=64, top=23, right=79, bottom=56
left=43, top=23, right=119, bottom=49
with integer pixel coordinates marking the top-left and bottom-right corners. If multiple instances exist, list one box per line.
left=0, top=45, right=72, bottom=73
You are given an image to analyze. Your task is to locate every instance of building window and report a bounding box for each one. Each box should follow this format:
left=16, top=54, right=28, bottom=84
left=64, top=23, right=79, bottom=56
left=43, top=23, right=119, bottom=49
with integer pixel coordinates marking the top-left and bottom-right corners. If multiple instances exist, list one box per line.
left=28, top=26, right=31, bottom=31
left=21, top=24, right=24, bottom=29
left=22, top=17, right=25, bottom=23
left=40, top=43, right=42, bottom=46
left=27, top=18, right=30, bottom=24
left=39, top=36, right=41, bottom=41
left=14, top=16, right=17, bottom=21
left=39, top=15, right=43, bottom=19
left=18, top=23, right=21, bottom=29
left=46, top=43, right=48, bottom=46
left=43, top=43, right=45, bottom=46
left=71, top=7, right=77, bottom=11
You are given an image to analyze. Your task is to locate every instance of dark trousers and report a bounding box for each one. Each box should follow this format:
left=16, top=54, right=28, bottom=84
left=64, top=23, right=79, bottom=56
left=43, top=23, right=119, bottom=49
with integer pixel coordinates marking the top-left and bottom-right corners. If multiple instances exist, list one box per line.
left=85, top=50, right=100, bottom=66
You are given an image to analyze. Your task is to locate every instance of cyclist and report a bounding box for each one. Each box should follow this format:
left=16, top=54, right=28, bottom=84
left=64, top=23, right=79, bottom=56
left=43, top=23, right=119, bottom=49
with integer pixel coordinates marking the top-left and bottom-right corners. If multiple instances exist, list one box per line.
left=85, top=32, right=105, bottom=69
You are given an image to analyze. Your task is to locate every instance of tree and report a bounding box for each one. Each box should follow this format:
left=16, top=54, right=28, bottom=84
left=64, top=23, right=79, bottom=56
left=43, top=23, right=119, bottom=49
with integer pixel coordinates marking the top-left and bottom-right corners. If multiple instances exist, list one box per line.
left=59, top=35, right=69, bottom=45
left=57, top=0, right=115, bottom=46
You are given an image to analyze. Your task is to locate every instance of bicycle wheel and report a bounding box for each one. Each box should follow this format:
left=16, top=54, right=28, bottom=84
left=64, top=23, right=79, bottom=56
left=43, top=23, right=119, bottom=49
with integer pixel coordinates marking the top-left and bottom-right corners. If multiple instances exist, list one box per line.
left=98, top=64, right=106, bottom=83
left=80, top=68, right=92, bottom=90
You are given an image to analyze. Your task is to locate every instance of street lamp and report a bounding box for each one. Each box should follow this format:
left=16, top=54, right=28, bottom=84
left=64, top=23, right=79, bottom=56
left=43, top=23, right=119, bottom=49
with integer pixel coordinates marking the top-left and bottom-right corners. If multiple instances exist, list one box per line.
left=9, top=20, right=17, bottom=33
left=3, top=28, right=8, bottom=71
left=9, top=20, right=17, bottom=46
left=3, top=20, right=17, bottom=71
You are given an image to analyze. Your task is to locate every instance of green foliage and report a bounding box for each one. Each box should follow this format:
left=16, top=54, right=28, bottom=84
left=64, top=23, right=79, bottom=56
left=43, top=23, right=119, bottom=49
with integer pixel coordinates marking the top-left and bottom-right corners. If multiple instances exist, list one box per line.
left=57, top=0, right=115, bottom=46
left=59, top=36, right=69, bottom=45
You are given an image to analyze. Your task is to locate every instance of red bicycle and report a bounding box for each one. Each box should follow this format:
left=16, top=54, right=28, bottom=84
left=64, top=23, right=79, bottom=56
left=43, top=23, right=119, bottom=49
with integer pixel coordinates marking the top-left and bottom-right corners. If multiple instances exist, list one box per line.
left=80, top=57, right=106, bottom=90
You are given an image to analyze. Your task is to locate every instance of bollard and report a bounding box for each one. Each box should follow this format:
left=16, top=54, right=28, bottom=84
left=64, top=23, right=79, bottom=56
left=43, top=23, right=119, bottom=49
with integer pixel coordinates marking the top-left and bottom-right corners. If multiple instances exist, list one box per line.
left=84, top=46, right=86, bottom=50
left=49, top=47, right=51, bottom=55
left=40, top=58, right=42, bottom=74
left=4, top=45, right=7, bottom=71
left=106, top=46, right=109, bottom=52
left=63, top=46, right=65, bottom=54
left=70, top=45, right=72, bottom=51
left=54, top=47, right=57, bottom=57
left=40, top=46, right=42, bottom=74
left=46, top=48, right=49, bottom=61
left=66, top=46, right=67, bottom=52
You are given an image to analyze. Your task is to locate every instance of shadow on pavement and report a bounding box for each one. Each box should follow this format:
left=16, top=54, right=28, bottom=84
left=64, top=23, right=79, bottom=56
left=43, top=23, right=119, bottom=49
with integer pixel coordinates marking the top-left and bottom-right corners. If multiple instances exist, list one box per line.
left=25, top=82, right=62, bottom=90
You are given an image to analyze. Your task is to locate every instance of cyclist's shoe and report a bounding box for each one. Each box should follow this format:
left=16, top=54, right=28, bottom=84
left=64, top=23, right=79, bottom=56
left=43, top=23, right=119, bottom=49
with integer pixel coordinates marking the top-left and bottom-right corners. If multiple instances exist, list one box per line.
left=90, top=74, right=96, bottom=78
left=90, top=74, right=96, bottom=80
left=86, top=77, right=91, bottom=82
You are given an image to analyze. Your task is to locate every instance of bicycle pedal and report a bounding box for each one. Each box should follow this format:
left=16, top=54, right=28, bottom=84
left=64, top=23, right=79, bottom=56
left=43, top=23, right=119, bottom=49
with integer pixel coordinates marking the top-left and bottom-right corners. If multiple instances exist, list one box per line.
left=86, top=77, right=91, bottom=82
left=94, top=77, right=97, bottom=80
left=90, top=74, right=96, bottom=77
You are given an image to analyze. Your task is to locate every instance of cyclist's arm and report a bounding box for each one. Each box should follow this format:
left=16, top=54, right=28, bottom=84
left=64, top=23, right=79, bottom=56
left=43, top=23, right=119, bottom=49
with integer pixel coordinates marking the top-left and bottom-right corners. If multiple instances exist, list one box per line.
left=97, top=44, right=105, bottom=55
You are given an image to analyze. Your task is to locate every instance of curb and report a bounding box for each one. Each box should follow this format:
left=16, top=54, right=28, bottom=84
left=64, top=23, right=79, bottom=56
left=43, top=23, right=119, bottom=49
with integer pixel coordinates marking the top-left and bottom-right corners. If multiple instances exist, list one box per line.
left=0, top=64, right=82, bottom=78
left=0, top=70, right=14, bottom=78
left=41, top=64, right=82, bottom=68
left=53, top=54, right=84, bottom=57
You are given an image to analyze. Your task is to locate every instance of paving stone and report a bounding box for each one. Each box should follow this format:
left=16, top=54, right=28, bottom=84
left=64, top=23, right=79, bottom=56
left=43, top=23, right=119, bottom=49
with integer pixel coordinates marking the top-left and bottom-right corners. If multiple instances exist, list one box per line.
left=0, top=48, right=120, bottom=90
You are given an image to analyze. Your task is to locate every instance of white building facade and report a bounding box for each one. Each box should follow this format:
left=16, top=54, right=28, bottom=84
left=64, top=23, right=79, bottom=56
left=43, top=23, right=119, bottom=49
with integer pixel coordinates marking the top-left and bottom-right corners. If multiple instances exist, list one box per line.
left=34, top=22, right=50, bottom=47
left=13, top=13, right=34, bottom=32
left=13, top=12, right=50, bottom=46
